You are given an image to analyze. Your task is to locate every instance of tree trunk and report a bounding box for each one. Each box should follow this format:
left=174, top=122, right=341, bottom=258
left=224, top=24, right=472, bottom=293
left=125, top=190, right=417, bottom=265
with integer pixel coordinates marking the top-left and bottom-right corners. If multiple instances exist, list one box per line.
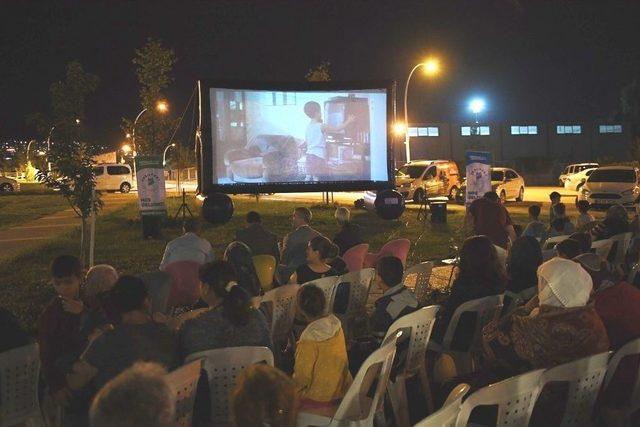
left=79, top=217, right=87, bottom=269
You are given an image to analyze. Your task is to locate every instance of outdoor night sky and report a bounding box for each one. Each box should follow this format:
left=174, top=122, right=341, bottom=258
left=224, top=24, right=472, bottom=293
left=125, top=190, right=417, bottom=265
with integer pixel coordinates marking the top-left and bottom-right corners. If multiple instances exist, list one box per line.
left=1, top=0, right=639, bottom=149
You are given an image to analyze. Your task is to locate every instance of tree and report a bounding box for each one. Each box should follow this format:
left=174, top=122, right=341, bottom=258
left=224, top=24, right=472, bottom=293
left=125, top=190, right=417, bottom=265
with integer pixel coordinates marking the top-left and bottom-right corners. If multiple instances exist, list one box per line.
left=122, top=38, right=177, bottom=155
left=35, top=61, right=101, bottom=267
left=621, top=78, right=640, bottom=159
left=306, top=61, right=331, bottom=82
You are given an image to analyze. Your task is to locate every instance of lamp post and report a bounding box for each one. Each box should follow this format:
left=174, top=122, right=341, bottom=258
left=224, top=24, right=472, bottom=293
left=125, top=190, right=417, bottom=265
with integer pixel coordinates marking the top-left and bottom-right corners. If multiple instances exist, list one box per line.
left=130, top=100, right=169, bottom=177
left=162, top=143, right=176, bottom=166
left=46, top=126, right=55, bottom=172
left=403, top=57, right=440, bottom=163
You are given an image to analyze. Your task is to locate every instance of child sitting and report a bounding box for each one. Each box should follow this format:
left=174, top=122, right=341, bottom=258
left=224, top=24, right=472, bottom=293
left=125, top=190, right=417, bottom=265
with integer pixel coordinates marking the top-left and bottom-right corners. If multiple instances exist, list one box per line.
left=548, top=203, right=575, bottom=237
left=522, top=204, right=547, bottom=242
left=576, top=200, right=595, bottom=228
left=293, top=285, right=352, bottom=411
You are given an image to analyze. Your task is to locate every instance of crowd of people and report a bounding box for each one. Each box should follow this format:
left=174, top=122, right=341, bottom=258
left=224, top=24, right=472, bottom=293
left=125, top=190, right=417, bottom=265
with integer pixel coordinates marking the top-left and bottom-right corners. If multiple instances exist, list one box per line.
left=1, top=193, right=640, bottom=426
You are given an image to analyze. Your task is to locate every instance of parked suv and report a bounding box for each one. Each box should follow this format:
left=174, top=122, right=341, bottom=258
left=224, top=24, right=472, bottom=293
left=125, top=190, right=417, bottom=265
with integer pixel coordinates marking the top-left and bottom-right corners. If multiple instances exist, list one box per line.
left=577, top=166, right=640, bottom=209
left=559, top=163, right=599, bottom=186
left=395, top=160, right=460, bottom=203
left=92, top=163, right=133, bottom=193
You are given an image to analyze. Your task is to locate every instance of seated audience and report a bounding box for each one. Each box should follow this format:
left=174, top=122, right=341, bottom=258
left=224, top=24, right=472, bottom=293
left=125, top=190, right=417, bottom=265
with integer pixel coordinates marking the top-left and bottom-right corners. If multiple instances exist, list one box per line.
left=522, top=205, right=547, bottom=242
left=432, top=235, right=507, bottom=343
left=89, top=362, right=174, bottom=427
left=159, top=217, right=213, bottom=270
left=0, top=307, right=32, bottom=353
left=235, top=211, right=280, bottom=264
left=555, top=238, right=582, bottom=259
left=67, top=275, right=178, bottom=394
left=38, top=255, right=86, bottom=406
left=548, top=191, right=561, bottom=225
left=547, top=202, right=575, bottom=237
left=178, top=260, right=272, bottom=358
left=568, top=231, right=592, bottom=255
left=483, top=257, right=609, bottom=375
left=592, top=204, right=630, bottom=241
left=332, top=207, right=364, bottom=256
left=293, top=285, right=352, bottom=410
left=466, top=192, right=516, bottom=249
left=279, top=207, right=322, bottom=283
left=81, top=264, right=119, bottom=340
left=232, top=364, right=299, bottom=427
left=576, top=200, right=595, bottom=228
left=502, top=236, right=542, bottom=316
left=370, top=256, right=418, bottom=342
left=224, top=241, right=262, bottom=297
left=289, top=236, right=339, bottom=285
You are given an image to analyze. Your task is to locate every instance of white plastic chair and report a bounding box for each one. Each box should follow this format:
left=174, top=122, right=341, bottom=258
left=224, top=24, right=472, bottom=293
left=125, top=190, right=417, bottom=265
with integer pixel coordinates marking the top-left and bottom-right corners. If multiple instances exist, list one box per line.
left=537, top=352, right=611, bottom=427
left=456, top=369, right=545, bottom=427
left=591, top=238, right=615, bottom=261
left=384, top=306, right=440, bottom=427
left=337, top=268, right=375, bottom=340
left=414, top=383, right=470, bottom=427
left=609, top=232, right=633, bottom=267
left=543, top=235, right=570, bottom=250
left=0, top=343, right=43, bottom=427
left=301, top=276, right=341, bottom=314
left=261, top=284, right=300, bottom=343
left=493, top=245, right=507, bottom=269
left=602, top=338, right=640, bottom=423
left=165, top=358, right=202, bottom=427
left=185, top=347, right=274, bottom=427
left=296, top=332, right=400, bottom=427
left=441, top=295, right=504, bottom=375
left=402, top=261, right=434, bottom=306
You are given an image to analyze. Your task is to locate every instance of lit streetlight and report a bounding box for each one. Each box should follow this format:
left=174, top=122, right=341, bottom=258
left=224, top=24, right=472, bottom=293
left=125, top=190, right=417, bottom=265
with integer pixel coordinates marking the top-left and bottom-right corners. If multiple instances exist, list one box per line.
left=403, top=56, right=441, bottom=162
left=121, top=144, right=132, bottom=154
left=468, top=97, right=486, bottom=123
left=163, top=143, right=176, bottom=166
left=130, top=100, right=170, bottom=177
left=392, top=122, right=407, bottom=137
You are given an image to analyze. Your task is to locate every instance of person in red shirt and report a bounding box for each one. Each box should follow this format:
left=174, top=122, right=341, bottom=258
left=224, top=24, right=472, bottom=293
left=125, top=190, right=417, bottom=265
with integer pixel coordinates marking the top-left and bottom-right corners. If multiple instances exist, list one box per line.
left=38, top=255, right=86, bottom=407
left=466, top=192, right=516, bottom=249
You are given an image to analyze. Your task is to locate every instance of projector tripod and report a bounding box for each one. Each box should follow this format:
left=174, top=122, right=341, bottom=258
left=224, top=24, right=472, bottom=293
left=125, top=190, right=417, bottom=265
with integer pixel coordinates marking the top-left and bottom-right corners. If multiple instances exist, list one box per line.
left=417, top=198, right=429, bottom=222
left=174, top=189, right=194, bottom=225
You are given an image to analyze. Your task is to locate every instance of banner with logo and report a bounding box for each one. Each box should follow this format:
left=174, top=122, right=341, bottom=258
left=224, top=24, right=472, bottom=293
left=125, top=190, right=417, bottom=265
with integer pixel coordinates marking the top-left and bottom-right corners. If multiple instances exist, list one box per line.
left=465, top=151, right=492, bottom=207
left=135, top=156, right=166, bottom=216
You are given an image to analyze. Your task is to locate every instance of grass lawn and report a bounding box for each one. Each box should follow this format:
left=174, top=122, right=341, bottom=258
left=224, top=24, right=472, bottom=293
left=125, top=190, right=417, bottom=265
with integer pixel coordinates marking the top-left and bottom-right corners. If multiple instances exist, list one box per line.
left=0, top=193, right=70, bottom=229
left=0, top=194, right=533, bottom=334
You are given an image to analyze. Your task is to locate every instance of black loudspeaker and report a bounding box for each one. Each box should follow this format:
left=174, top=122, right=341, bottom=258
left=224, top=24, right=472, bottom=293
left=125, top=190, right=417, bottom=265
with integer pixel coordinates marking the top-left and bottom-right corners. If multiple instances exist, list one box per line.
left=374, top=189, right=405, bottom=220
left=201, top=193, right=234, bottom=224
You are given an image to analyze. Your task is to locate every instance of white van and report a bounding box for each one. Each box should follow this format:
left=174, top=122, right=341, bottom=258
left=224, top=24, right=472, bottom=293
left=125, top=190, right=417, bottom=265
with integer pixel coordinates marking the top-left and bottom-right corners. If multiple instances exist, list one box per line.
left=92, top=163, right=133, bottom=193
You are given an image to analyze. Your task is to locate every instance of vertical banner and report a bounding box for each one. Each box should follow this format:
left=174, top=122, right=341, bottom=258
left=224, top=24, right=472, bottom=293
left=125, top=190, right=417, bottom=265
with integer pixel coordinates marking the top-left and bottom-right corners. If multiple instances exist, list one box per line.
left=465, top=151, right=492, bottom=207
left=135, top=155, right=167, bottom=216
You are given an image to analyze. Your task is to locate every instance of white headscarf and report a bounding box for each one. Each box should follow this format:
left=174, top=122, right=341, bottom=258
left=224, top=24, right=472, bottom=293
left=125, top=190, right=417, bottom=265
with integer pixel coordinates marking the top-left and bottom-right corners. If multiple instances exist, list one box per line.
left=537, top=257, right=593, bottom=308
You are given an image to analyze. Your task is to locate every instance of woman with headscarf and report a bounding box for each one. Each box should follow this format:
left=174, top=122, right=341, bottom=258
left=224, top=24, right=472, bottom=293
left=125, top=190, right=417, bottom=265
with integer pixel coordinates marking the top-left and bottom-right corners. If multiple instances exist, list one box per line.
left=592, top=204, right=630, bottom=241
left=501, top=236, right=543, bottom=316
left=223, top=241, right=262, bottom=297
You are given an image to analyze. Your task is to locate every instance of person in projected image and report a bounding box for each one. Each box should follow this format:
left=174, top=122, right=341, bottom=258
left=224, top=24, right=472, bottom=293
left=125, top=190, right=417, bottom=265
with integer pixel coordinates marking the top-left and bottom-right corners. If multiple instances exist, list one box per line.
left=303, top=101, right=355, bottom=181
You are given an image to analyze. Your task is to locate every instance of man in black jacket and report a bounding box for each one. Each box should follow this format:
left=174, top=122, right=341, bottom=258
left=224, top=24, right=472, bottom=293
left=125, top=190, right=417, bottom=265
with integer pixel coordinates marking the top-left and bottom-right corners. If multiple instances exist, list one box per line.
left=332, top=207, right=364, bottom=256
left=235, top=211, right=280, bottom=264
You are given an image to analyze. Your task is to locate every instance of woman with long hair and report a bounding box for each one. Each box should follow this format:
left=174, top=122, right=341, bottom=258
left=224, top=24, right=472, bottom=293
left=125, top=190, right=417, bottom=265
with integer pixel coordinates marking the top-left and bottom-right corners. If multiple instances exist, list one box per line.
left=224, top=241, right=262, bottom=297
left=289, top=236, right=340, bottom=284
left=502, top=236, right=543, bottom=316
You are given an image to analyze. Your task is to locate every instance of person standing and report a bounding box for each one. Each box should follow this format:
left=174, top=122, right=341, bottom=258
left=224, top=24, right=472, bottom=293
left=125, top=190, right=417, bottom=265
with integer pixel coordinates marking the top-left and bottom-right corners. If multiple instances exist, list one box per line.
left=466, top=192, right=516, bottom=249
left=235, top=211, right=280, bottom=264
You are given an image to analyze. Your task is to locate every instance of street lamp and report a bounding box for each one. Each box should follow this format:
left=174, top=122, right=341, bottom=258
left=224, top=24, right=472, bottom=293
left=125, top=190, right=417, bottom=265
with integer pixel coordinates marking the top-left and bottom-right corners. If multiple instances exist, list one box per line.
left=403, top=56, right=441, bottom=162
left=26, top=139, right=36, bottom=162
left=392, top=122, right=407, bottom=137
left=130, top=100, right=170, bottom=176
left=468, top=97, right=486, bottom=124
left=121, top=144, right=132, bottom=154
left=162, top=143, right=176, bottom=166
left=46, top=126, right=55, bottom=172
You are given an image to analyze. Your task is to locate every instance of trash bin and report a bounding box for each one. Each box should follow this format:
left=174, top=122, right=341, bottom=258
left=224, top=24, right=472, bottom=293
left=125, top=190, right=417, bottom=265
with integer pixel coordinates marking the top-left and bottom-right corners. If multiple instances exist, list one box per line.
left=429, top=197, right=448, bottom=223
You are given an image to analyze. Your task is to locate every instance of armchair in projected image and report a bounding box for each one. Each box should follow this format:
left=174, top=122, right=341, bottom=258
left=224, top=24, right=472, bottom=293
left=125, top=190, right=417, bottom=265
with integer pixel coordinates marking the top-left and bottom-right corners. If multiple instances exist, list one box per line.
left=224, top=134, right=302, bottom=183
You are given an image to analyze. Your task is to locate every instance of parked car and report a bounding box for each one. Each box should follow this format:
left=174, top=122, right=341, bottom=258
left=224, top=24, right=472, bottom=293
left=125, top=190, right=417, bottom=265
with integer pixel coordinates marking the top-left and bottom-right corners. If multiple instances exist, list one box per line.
left=458, top=167, right=526, bottom=203
left=92, top=163, right=133, bottom=193
left=577, top=166, right=640, bottom=209
left=559, top=162, right=599, bottom=186
left=0, top=175, right=20, bottom=193
left=563, top=167, right=597, bottom=191
left=395, top=160, right=460, bottom=203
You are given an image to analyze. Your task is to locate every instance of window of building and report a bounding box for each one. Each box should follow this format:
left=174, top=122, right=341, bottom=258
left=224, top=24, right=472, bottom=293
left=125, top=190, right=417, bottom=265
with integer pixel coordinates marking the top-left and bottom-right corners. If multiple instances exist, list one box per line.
left=408, top=127, right=418, bottom=137
left=599, top=124, right=622, bottom=134
left=556, top=125, right=582, bottom=134
left=270, top=92, right=296, bottom=106
left=461, top=126, right=490, bottom=136
left=408, top=126, right=439, bottom=137
left=510, top=125, right=538, bottom=135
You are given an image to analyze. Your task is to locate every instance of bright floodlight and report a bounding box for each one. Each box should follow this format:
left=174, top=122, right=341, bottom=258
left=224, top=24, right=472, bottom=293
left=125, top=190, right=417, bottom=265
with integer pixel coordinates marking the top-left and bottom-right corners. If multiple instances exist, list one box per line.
left=392, top=122, right=407, bottom=136
left=422, top=57, right=440, bottom=76
left=469, top=98, right=486, bottom=114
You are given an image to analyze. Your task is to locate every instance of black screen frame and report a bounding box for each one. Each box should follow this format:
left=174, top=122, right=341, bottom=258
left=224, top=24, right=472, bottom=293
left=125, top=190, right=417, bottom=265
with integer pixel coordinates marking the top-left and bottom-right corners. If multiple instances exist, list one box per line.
left=198, top=79, right=397, bottom=196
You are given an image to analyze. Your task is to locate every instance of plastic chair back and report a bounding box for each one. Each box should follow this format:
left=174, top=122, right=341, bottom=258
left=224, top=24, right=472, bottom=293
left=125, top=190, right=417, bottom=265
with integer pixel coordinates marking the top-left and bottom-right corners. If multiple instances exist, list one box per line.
left=138, top=270, right=173, bottom=314
left=456, top=369, right=545, bottom=427
left=164, top=260, right=201, bottom=308
left=165, top=359, right=202, bottom=427
left=301, top=276, right=340, bottom=314
left=415, top=383, right=470, bottom=427
left=0, top=343, right=42, bottom=427
left=336, top=269, right=375, bottom=340
left=342, top=243, right=370, bottom=272
left=363, top=239, right=411, bottom=268
left=591, top=238, right=615, bottom=261
left=493, top=245, right=507, bottom=269
left=543, top=235, right=570, bottom=250
left=538, top=352, right=611, bottom=426
left=185, top=347, right=274, bottom=427
left=603, top=337, right=640, bottom=418
left=609, top=232, right=633, bottom=266
left=403, top=261, right=434, bottom=306
left=252, top=255, right=276, bottom=292
left=260, top=284, right=299, bottom=343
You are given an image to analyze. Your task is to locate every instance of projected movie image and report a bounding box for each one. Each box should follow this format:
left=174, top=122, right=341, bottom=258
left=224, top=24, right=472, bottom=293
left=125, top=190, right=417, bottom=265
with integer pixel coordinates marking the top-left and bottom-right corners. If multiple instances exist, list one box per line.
left=210, top=88, right=388, bottom=187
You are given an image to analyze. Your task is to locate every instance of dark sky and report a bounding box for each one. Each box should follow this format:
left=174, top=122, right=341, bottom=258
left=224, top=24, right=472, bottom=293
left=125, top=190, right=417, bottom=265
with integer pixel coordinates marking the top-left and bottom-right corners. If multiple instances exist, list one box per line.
left=1, top=0, right=639, bottom=148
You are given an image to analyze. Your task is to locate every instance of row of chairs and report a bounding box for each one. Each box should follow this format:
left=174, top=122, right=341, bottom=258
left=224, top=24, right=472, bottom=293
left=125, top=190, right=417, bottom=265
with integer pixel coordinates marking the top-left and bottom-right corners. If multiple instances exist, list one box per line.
left=542, top=231, right=633, bottom=267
